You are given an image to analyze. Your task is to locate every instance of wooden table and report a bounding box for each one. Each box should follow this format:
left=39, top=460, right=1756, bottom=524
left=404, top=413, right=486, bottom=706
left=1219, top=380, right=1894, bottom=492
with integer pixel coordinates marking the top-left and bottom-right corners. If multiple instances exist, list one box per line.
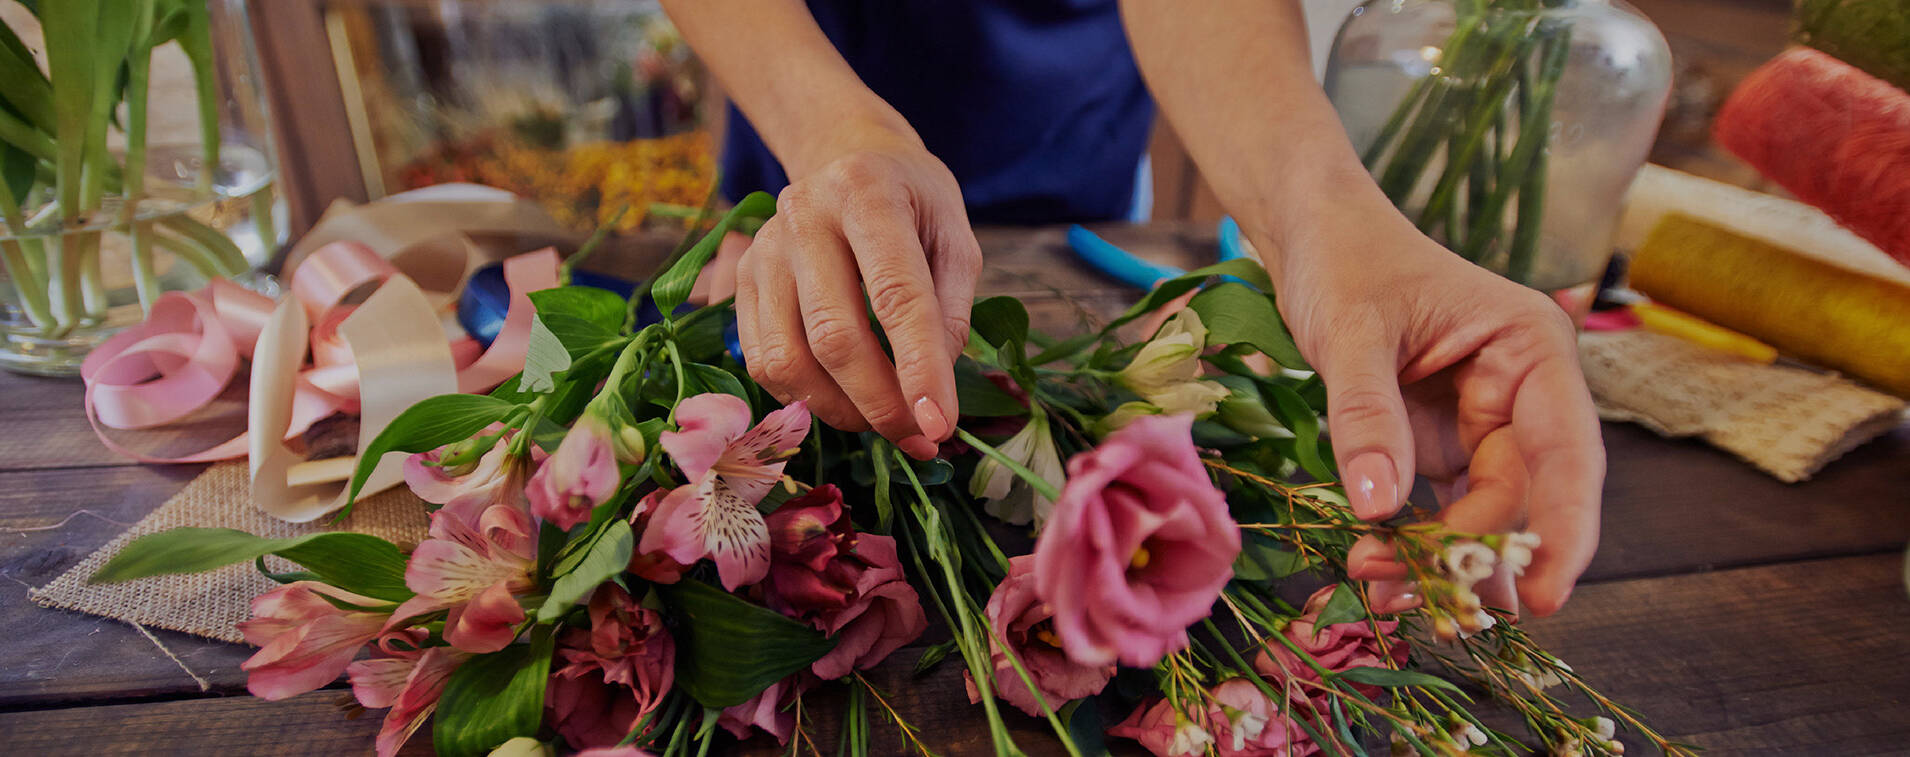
left=1, top=225, right=1906, bottom=755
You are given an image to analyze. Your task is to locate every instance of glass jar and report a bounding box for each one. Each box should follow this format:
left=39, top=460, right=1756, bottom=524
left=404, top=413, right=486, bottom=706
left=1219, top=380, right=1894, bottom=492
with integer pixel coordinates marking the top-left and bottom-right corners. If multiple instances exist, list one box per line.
left=0, top=5, right=282, bottom=376
left=1325, top=0, right=1672, bottom=290
left=323, top=0, right=716, bottom=235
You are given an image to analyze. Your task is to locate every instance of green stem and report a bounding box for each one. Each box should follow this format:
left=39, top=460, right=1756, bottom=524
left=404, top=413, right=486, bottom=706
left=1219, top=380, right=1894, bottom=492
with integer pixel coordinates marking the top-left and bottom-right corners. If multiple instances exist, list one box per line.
left=78, top=240, right=106, bottom=320
left=160, top=214, right=247, bottom=275
left=150, top=223, right=231, bottom=281
left=183, top=5, right=221, bottom=193
left=124, top=4, right=160, bottom=315
left=1, top=239, right=55, bottom=333
left=1459, top=27, right=1570, bottom=264
left=1415, top=29, right=1530, bottom=238
left=978, top=611, right=1082, bottom=757
left=128, top=222, right=161, bottom=313
left=559, top=203, right=629, bottom=286
left=250, top=183, right=278, bottom=253
left=0, top=106, right=55, bottom=163
left=46, top=231, right=86, bottom=335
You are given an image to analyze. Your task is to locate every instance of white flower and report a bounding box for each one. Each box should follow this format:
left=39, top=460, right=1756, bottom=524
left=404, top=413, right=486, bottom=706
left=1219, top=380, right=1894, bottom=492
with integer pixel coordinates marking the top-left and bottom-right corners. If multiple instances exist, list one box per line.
left=1515, top=658, right=1572, bottom=691
left=1458, top=608, right=1496, bottom=638
left=968, top=412, right=1065, bottom=529
left=1097, top=400, right=1162, bottom=434
left=1224, top=705, right=1269, bottom=751
left=1168, top=718, right=1215, bottom=757
left=487, top=737, right=553, bottom=757
left=1443, top=541, right=1498, bottom=586
left=1118, top=310, right=1231, bottom=417
left=1589, top=716, right=1617, bottom=742
left=1500, top=532, right=1541, bottom=577
left=1454, top=722, right=1489, bottom=748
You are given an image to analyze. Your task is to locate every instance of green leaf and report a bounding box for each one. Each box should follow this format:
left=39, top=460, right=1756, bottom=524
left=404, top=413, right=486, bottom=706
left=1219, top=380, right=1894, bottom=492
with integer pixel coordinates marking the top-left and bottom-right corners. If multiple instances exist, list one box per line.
left=1028, top=332, right=1098, bottom=366
left=685, top=362, right=747, bottom=402
left=1100, top=258, right=1275, bottom=334
left=434, top=631, right=557, bottom=757
left=519, top=314, right=573, bottom=394
left=1232, top=534, right=1313, bottom=582
left=0, top=21, right=55, bottom=133
left=954, top=358, right=1026, bottom=417
left=529, top=286, right=626, bottom=331
left=538, top=313, right=619, bottom=359
left=0, top=141, right=33, bottom=207
left=910, top=457, right=955, bottom=487
left=1063, top=695, right=1109, bottom=757
left=652, top=192, right=776, bottom=316
left=1335, top=666, right=1463, bottom=695
left=1261, top=380, right=1334, bottom=483
left=659, top=580, right=835, bottom=707
left=349, top=393, right=517, bottom=503
left=536, top=520, right=633, bottom=621
left=92, top=528, right=411, bottom=602
left=1187, top=283, right=1309, bottom=370
left=970, top=296, right=1030, bottom=351
left=1313, top=583, right=1368, bottom=632
left=912, top=639, right=958, bottom=677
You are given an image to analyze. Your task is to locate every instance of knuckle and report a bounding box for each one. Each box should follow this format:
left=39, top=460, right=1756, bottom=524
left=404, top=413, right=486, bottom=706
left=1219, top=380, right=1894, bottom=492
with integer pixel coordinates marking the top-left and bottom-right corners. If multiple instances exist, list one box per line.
left=1329, top=385, right=1401, bottom=427
left=775, top=184, right=814, bottom=218
left=828, top=152, right=899, bottom=188
left=804, top=312, right=867, bottom=361
left=860, top=400, right=913, bottom=435
left=747, top=351, right=803, bottom=388
left=864, top=269, right=930, bottom=323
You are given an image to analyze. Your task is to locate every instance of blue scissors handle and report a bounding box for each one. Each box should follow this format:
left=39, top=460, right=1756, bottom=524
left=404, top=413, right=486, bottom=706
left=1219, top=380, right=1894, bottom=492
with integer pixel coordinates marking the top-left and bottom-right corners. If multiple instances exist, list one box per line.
left=1068, top=218, right=1254, bottom=290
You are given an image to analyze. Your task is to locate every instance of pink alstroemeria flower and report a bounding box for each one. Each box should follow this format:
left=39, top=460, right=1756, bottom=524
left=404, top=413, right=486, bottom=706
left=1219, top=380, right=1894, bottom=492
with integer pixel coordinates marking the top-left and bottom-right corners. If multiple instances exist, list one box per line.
left=403, top=427, right=542, bottom=522
left=627, top=489, right=690, bottom=584
left=1109, top=698, right=1216, bottom=757
left=965, top=555, right=1115, bottom=718
left=237, top=581, right=391, bottom=700
left=1254, top=586, right=1409, bottom=707
left=547, top=586, right=676, bottom=750
left=809, top=534, right=928, bottom=680
left=391, top=503, right=536, bottom=653
left=529, top=412, right=622, bottom=531
left=1033, top=413, right=1241, bottom=668
left=639, top=393, right=811, bottom=590
left=346, top=645, right=470, bottom=757
left=1207, top=678, right=1320, bottom=756
left=717, top=675, right=812, bottom=744
left=762, top=484, right=861, bottom=618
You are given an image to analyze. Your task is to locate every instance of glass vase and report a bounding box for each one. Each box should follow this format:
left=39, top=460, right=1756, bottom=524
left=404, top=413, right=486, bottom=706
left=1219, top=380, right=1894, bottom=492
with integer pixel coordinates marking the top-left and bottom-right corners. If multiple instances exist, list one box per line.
left=323, top=0, right=715, bottom=235
left=0, top=5, right=282, bottom=376
left=1325, top=0, right=1672, bottom=290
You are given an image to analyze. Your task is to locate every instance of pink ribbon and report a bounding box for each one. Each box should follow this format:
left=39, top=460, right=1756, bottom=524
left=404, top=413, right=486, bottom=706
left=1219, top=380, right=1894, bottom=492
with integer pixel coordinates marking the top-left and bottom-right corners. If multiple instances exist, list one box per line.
left=81, top=242, right=560, bottom=464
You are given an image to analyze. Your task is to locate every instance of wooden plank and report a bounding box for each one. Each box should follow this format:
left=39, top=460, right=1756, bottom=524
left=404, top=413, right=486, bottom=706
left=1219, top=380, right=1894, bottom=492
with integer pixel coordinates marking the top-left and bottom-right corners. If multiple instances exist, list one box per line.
left=0, top=690, right=433, bottom=756
left=0, top=373, right=130, bottom=472
left=1524, top=553, right=1910, bottom=754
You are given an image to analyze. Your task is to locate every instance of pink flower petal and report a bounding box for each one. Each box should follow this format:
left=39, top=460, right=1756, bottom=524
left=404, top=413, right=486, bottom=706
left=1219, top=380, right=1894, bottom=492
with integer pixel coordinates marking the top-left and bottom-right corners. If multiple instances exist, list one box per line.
left=661, top=393, right=754, bottom=480
left=444, top=581, right=527, bottom=653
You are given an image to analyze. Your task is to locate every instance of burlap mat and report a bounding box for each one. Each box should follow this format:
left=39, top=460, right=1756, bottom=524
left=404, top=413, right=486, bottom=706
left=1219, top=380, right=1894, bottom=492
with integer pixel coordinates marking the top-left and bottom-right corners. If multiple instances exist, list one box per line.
left=1580, top=330, right=1907, bottom=483
left=31, top=462, right=429, bottom=644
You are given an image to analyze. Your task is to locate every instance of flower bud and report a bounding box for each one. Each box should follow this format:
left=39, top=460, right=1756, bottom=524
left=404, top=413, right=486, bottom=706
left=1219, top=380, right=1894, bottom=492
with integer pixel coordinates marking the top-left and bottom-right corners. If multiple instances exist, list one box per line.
left=1215, top=390, right=1290, bottom=440
left=614, top=423, right=648, bottom=465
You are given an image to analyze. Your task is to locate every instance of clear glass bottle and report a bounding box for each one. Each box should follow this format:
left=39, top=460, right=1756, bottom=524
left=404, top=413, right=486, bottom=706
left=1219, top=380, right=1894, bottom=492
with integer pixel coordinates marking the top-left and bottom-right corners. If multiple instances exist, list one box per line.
left=0, top=5, right=282, bottom=375
left=1325, top=0, right=1672, bottom=290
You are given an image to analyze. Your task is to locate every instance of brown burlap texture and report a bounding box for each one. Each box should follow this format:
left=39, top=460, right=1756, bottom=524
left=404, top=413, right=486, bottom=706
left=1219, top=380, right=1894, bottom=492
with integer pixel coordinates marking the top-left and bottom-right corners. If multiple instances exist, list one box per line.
left=1580, top=330, right=1907, bottom=483
left=31, top=462, right=429, bottom=644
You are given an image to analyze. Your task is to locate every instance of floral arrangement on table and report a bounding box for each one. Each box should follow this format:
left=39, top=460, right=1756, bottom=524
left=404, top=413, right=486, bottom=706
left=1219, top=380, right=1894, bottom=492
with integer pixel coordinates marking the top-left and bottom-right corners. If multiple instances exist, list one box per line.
left=93, top=195, right=1693, bottom=757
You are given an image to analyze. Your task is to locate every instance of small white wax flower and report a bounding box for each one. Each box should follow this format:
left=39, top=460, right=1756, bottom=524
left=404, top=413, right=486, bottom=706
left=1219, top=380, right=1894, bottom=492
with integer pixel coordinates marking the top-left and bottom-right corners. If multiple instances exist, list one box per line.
left=1500, top=532, right=1541, bottom=576
left=1169, top=719, right=1216, bottom=757
left=1229, top=707, right=1269, bottom=751
left=1590, top=716, right=1617, bottom=741
left=1516, top=665, right=1567, bottom=691
left=1458, top=608, right=1497, bottom=638
left=1456, top=722, right=1489, bottom=747
left=1443, top=541, right=1498, bottom=585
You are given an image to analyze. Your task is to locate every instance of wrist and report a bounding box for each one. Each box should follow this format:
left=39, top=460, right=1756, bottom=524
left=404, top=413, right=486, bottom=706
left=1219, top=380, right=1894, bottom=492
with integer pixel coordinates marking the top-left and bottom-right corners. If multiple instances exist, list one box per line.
left=776, top=99, right=923, bottom=180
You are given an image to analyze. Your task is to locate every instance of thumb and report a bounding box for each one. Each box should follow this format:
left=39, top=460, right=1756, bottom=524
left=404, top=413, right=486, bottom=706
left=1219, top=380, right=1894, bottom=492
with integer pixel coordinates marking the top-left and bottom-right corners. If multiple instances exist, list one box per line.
left=1319, top=334, right=1415, bottom=521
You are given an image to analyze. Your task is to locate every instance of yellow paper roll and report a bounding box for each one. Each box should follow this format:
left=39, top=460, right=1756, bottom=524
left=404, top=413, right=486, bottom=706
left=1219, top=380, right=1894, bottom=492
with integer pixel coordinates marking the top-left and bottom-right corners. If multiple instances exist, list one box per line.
left=1630, top=214, right=1910, bottom=396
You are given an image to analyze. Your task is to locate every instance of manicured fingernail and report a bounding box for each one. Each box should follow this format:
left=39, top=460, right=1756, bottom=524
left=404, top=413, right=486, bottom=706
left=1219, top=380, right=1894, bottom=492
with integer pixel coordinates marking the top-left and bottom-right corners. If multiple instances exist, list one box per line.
left=1345, top=452, right=1398, bottom=520
left=913, top=397, right=950, bottom=441
left=1369, top=581, right=1423, bottom=614
left=900, top=435, right=940, bottom=460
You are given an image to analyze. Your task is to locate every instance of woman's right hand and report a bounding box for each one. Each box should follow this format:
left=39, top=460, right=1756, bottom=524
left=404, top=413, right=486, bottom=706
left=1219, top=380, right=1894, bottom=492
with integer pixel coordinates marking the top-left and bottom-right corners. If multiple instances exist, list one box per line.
left=733, top=123, right=983, bottom=460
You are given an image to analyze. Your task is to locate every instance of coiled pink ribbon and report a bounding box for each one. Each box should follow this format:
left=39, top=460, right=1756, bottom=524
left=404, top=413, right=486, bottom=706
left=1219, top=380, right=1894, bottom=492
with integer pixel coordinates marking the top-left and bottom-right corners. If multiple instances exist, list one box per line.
left=80, top=241, right=557, bottom=466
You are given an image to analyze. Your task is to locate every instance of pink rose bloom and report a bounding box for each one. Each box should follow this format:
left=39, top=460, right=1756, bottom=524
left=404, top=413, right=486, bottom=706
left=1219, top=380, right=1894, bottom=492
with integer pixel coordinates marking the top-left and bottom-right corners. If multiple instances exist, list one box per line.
left=390, top=503, right=536, bottom=653
left=640, top=394, right=811, bottom=590
left=403, top=426, right=541, bottom=522
left=529, top=412, right=622, bottom=531
left=547, top=586, right=676, bottom=750
left=762, top=484, right=861, bottom=619
left=346, top=645, right=470, bottom=757
left=237, top=581, right=391, bottom=700
left=1109, top=698, right=1217, bottom=757
left=1032, top=413, right=1240, bottom=667
left=718, top=675, right=812, bottom=744
left=965, top=555, right=1115, bottom=717
left=1254, top=586, right=1409, bottom=705
left=809, top=534, right=928, bottom=680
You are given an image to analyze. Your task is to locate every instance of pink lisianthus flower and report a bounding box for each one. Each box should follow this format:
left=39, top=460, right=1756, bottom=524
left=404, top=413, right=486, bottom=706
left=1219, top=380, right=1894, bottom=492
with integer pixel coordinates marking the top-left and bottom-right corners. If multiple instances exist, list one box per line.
left=546, top=586, right=676, bottom=750
left=389, top=503, right=536, bottom=653
left=717, top=675, right=813, bottom=744
left=346, top=644, right=470, bottom=757
left=761, top=484, right=861, bottom=618
left=1254, top=586, right=1409, bottom=705
left=809, top=534, right=929, bottom=680
left=965, top=556, right=1115, bottom=717
left=1032, top=413, right=1241, bottom=667
left=639, top=394, right=811, bottom=590
left=529, top=412, right=622, bottom=531
left=403, top=426, right=542, bottom=522
left=237, top=581, right=392, bottom=700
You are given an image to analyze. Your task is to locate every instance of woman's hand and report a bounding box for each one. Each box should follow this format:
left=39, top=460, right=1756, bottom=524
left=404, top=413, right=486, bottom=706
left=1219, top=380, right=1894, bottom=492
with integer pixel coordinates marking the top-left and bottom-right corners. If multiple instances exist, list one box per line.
left=1274, top=205, right=1605, bottom=618
left=733, top=123, right=983, bottom=460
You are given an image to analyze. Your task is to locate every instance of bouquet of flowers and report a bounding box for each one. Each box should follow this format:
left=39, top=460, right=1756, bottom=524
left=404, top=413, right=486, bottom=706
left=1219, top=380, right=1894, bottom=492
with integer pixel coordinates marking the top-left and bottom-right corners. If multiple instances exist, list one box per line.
left=93, top=195, right=1692, bottom=757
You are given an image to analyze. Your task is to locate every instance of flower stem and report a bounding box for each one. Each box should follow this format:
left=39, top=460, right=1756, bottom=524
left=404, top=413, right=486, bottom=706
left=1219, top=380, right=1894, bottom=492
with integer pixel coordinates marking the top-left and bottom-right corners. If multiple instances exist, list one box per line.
left=559, top=203, right=629, bottom=286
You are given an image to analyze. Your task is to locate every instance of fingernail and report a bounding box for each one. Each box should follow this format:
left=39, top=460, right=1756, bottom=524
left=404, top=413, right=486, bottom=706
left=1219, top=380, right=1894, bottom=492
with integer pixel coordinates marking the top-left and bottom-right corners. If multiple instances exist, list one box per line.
left=900, top=436, right=940, bottom=461
left=1369, top=581, right=1423, bottom=614
left=913, top=397, right=950, bottom=441
left=1345, top=452, right=1399, bottom=520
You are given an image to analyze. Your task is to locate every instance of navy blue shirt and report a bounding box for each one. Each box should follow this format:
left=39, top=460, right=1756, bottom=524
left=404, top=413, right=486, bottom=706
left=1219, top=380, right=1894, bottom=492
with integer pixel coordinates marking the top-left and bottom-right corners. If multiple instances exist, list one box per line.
left=720, top=0, right=1155, bottom=224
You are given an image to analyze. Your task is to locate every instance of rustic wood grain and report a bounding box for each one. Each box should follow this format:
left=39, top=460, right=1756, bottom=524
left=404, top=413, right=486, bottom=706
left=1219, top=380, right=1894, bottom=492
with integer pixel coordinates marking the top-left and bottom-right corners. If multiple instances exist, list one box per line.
left=0, top=689, right=433, bottom=757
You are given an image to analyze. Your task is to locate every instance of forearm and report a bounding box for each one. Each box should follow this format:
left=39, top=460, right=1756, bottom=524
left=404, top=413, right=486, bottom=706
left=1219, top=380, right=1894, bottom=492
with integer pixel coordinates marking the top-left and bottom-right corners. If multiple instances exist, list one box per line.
left=658, top=0, right=918, bottom=178
left=1119, top=0, right=1400, bottom=279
